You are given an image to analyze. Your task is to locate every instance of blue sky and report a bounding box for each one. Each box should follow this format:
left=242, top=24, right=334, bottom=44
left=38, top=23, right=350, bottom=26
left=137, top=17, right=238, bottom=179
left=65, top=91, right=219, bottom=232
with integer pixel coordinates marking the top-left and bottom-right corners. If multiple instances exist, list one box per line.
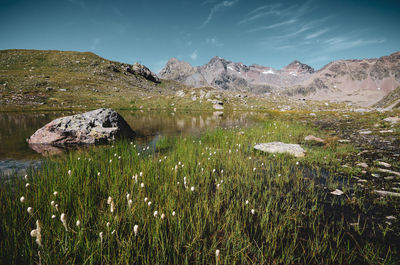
left=0, top=0, right=399, bottom=72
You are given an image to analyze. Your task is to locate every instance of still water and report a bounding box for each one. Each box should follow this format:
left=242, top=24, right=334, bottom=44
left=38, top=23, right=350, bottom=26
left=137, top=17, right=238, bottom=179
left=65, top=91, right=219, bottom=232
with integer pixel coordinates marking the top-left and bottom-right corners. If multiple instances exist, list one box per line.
left=0, top=110, right=260, bottom=176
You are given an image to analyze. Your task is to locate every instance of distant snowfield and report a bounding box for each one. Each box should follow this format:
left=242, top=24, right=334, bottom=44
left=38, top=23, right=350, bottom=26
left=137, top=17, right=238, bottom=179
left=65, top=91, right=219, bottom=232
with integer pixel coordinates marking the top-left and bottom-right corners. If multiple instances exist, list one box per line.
left=262, top=69, right=275, bottom=74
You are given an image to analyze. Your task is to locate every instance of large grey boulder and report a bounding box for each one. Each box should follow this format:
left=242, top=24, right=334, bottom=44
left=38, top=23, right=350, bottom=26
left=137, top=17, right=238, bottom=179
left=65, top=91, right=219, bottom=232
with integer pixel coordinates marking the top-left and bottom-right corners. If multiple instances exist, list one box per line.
left=254, top=142, right=305, bottom=158
left=28, top=108, right=135, bottom=146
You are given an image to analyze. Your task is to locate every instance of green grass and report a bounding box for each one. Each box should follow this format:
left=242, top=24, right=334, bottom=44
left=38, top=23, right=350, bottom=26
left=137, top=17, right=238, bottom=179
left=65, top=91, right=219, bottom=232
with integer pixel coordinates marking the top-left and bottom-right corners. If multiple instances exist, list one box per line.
left=1, top=119, right=398, bottom=264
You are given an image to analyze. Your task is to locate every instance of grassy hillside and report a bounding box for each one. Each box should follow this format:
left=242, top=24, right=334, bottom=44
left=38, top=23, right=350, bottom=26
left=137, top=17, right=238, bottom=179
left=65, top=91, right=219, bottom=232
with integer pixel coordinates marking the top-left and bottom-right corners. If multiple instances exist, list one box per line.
left=0, top=49, right=190, bottom=110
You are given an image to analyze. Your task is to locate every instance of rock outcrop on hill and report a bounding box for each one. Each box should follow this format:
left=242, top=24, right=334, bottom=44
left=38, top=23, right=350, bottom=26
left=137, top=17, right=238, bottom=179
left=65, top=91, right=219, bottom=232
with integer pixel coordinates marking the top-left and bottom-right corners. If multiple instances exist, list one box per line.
left=159, top=51, right=400, bottom=107
left=131, top=63, right=160, bottom=83
left=28, top=108, right=135, bottom=146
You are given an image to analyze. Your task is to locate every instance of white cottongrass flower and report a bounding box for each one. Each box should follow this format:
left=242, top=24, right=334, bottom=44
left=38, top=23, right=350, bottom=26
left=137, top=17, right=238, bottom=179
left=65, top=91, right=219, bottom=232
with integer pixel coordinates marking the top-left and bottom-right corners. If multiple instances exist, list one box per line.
left=245, top=200, right=249, bottom=205
left=97, top=172, right=101, bottom=176
left=27, top=207, right=33, bottom=215
left=53, top=191, right=58, bottom=196
left=161, top=213, right=165, bottom=220
left=140, top=183, right=145, bottom=188
left=20, top=196, right=25, bottom=203
left=76, top=220, right=81, bottom=227
left=144, top=197, right=148, bottom=203
left=153, top=211, right=158, bottom=217
left=24, top=174, right=28, bottom=180
left=60, top=213, right=68, bottom=231
left=139, top=172, right=143, bottom=177
left=55, top=204, right=59, bottom=211
left=109, top=159, right=112, bottom=163
left=51, top=200, right=55, bottom=207
left=190, top=186, right=195, bottom=192
left=51, top=214, right=56, bottom=219
left=296, top=161, right=299, bottom=165
left=106, top=222, right=111, bottom=228
left=216, top=184, right=220, bottom=189
left=133, top=174, right=138, bottom=183
left=68, top=170, right=71, bottom=176
left=25, top=183, right=30, bottom=188
left=128, top=199, right=133, bottom=208
left=172, top=211, right=176, bottom=216
left=107, top=197, right=115, bottom=213
left=251, top=209, right=255, bottom=215
left=30, top=220, right=42, bottom=247
left=126, top=193, right=131, bottom=202
left=215, top=249, right=220, bottom=258
left=134, top=224, right=139, bottom=236
left=111, top=229, right=116, bottom=235
left=99, top=232, right=104, bottom=241
left=148, top=201, right=152, bottom=206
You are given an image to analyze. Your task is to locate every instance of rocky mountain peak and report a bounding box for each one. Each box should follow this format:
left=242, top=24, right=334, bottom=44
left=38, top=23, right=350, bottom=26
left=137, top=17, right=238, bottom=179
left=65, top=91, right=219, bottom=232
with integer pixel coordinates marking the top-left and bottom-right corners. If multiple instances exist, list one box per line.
left=284, top=60, right=314, bottom=74
left=207, top=56, right=230, bottom=67
left=158, top=58, right=195, bottom=81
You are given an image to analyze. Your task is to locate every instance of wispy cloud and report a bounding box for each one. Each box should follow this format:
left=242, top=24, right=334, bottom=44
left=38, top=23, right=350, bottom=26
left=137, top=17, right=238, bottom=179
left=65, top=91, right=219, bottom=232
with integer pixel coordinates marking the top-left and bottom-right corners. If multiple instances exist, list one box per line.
left=248, top=19, right=297, bottom=33
left=244, top=0, right=313, bottom=33
left=238, top=4, right=282, bottom=24
left=200, top=0, right=239, bottom=28
left=89, top=38, right=100, bottom=51
left=190, top=49, right=198, bottom=60
left=205, top=37, right=224, bottom=47
left=324, top=37, right=385, bottom=51
left=247, top=3, right=282, bottom=16
left=305, top=28, right=330, bottom=39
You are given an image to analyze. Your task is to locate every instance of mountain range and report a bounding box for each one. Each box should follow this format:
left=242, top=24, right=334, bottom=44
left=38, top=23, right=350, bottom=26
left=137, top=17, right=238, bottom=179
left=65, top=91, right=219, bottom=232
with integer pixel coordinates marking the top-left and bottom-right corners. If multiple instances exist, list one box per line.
left=159, top=51, right=400, bottom=107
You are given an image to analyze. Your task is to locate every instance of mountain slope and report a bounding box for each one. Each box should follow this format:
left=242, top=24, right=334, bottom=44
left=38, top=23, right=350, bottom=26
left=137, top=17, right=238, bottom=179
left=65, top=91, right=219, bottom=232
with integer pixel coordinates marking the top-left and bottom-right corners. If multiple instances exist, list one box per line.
left=159, top=51, right=400, bottom=107
left=0, top=49, right=185, bottom=109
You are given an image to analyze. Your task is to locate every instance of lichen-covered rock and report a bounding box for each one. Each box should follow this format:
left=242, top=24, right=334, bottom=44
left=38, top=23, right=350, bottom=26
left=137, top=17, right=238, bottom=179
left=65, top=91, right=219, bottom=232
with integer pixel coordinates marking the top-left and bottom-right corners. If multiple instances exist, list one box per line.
left=28, top=108, right=135, bottom=146
left=254, top=142, right=305, bottom=157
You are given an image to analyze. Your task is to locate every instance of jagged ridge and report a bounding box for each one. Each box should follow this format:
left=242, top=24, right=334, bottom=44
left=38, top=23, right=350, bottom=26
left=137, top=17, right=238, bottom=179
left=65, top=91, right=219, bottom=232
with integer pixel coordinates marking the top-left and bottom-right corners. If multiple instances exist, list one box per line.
left=159, top=51, right=400, bottom=107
